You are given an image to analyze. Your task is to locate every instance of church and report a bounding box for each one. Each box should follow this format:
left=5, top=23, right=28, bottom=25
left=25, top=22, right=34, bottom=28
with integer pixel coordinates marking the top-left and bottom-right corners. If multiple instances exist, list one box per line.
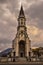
left=0, top=6, right=43, bottom=62
left=11, top=6, right=31, bottom=61
left=0, top=6, right=31, bottom=62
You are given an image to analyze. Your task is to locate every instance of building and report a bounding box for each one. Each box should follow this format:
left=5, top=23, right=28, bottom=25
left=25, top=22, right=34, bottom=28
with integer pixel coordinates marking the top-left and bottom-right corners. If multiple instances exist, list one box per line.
left=0, top=6, right=31, bottom=62
left=0, top=6, right=43, bottom=62
left=11, top=6, right=31, bottom=61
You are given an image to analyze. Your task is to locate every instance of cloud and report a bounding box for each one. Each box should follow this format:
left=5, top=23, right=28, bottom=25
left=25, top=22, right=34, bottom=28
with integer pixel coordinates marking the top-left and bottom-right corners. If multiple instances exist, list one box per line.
left=0, top=0, right=19, bottom=51
left=25, top=0, right=43, bottom=29
left=0, top=0, right=43, bottom=51
left=0, top=0, right=7, bottom=3
left=27, top=25, right=43, bottom=47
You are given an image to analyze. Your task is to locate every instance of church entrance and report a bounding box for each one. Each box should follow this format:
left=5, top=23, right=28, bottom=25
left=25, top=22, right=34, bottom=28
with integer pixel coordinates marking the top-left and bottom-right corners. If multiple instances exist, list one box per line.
left=19, top=40, right=25, bottom=57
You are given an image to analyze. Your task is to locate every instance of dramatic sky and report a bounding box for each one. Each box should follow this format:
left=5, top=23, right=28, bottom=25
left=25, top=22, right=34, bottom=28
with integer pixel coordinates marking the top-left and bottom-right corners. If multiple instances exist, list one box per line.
left=0, top=0, right=43, bottom=51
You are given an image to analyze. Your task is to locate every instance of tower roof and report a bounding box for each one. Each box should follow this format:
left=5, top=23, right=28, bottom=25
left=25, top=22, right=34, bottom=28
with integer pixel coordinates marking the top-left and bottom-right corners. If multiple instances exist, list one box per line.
left=18, top=5, right=26, bottom=19
left=19, top=6, right=25, bottom=16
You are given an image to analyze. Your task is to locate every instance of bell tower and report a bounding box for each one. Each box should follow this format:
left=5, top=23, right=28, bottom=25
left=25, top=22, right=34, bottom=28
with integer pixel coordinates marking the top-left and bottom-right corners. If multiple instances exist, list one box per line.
left=18, top=6, right=26, bottom=26
left=12, top=6, right=31, bottom=59
left=17, top=6, right=26, bottom=33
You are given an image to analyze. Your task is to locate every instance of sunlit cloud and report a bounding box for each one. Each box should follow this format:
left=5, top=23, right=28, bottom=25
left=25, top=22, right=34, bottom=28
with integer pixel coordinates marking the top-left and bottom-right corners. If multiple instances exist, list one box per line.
left=27, top=25, right=43, bottom=45
left=27, top=26, right=39, bottom=36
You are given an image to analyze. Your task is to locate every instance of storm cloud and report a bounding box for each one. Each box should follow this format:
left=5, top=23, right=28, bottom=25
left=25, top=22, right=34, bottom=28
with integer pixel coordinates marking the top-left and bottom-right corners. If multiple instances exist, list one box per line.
left=0, top=0, right=43, bottom=51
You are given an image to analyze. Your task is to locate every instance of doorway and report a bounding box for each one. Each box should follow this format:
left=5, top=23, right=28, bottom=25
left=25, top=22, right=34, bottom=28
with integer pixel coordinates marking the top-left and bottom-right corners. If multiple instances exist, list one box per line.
left=20, top=53, right=24, bottom=57
left=19, top=40, right=25, bottom=57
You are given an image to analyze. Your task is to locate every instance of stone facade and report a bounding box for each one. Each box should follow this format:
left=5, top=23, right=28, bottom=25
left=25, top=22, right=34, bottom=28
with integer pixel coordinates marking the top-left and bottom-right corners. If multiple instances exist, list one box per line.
left=12, top=6, right=31, bottom=59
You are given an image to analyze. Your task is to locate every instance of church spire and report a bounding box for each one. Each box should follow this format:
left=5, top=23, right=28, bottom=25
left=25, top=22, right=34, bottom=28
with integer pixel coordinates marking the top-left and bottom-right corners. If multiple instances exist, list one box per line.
left=18, top=5, right=26, bottom=21
left=19, top=5, right=25, bottom=17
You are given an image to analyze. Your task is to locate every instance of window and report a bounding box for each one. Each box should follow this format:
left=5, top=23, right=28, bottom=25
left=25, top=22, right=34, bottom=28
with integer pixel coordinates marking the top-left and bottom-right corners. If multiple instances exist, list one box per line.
left=21, top=19, right=23, bottom=24
left=21, top=21, right=23, bottom=24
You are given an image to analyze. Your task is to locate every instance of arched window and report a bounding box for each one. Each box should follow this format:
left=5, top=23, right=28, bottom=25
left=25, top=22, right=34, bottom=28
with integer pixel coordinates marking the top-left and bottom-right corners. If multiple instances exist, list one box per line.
left=21, top=19, right=23, bottom=24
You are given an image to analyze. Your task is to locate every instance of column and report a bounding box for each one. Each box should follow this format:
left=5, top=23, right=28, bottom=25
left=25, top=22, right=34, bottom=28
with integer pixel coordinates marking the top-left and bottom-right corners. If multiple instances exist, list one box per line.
left=26, top=38, right=29, bottom=57
left=16, top=38, right=19, bottom=57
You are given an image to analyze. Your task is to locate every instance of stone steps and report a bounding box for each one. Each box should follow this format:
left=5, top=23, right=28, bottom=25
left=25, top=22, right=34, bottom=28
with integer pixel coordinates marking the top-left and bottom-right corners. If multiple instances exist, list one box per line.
left=15, top=57, right=27, bottom=62
left=0, top=62, right=43, bottom=65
